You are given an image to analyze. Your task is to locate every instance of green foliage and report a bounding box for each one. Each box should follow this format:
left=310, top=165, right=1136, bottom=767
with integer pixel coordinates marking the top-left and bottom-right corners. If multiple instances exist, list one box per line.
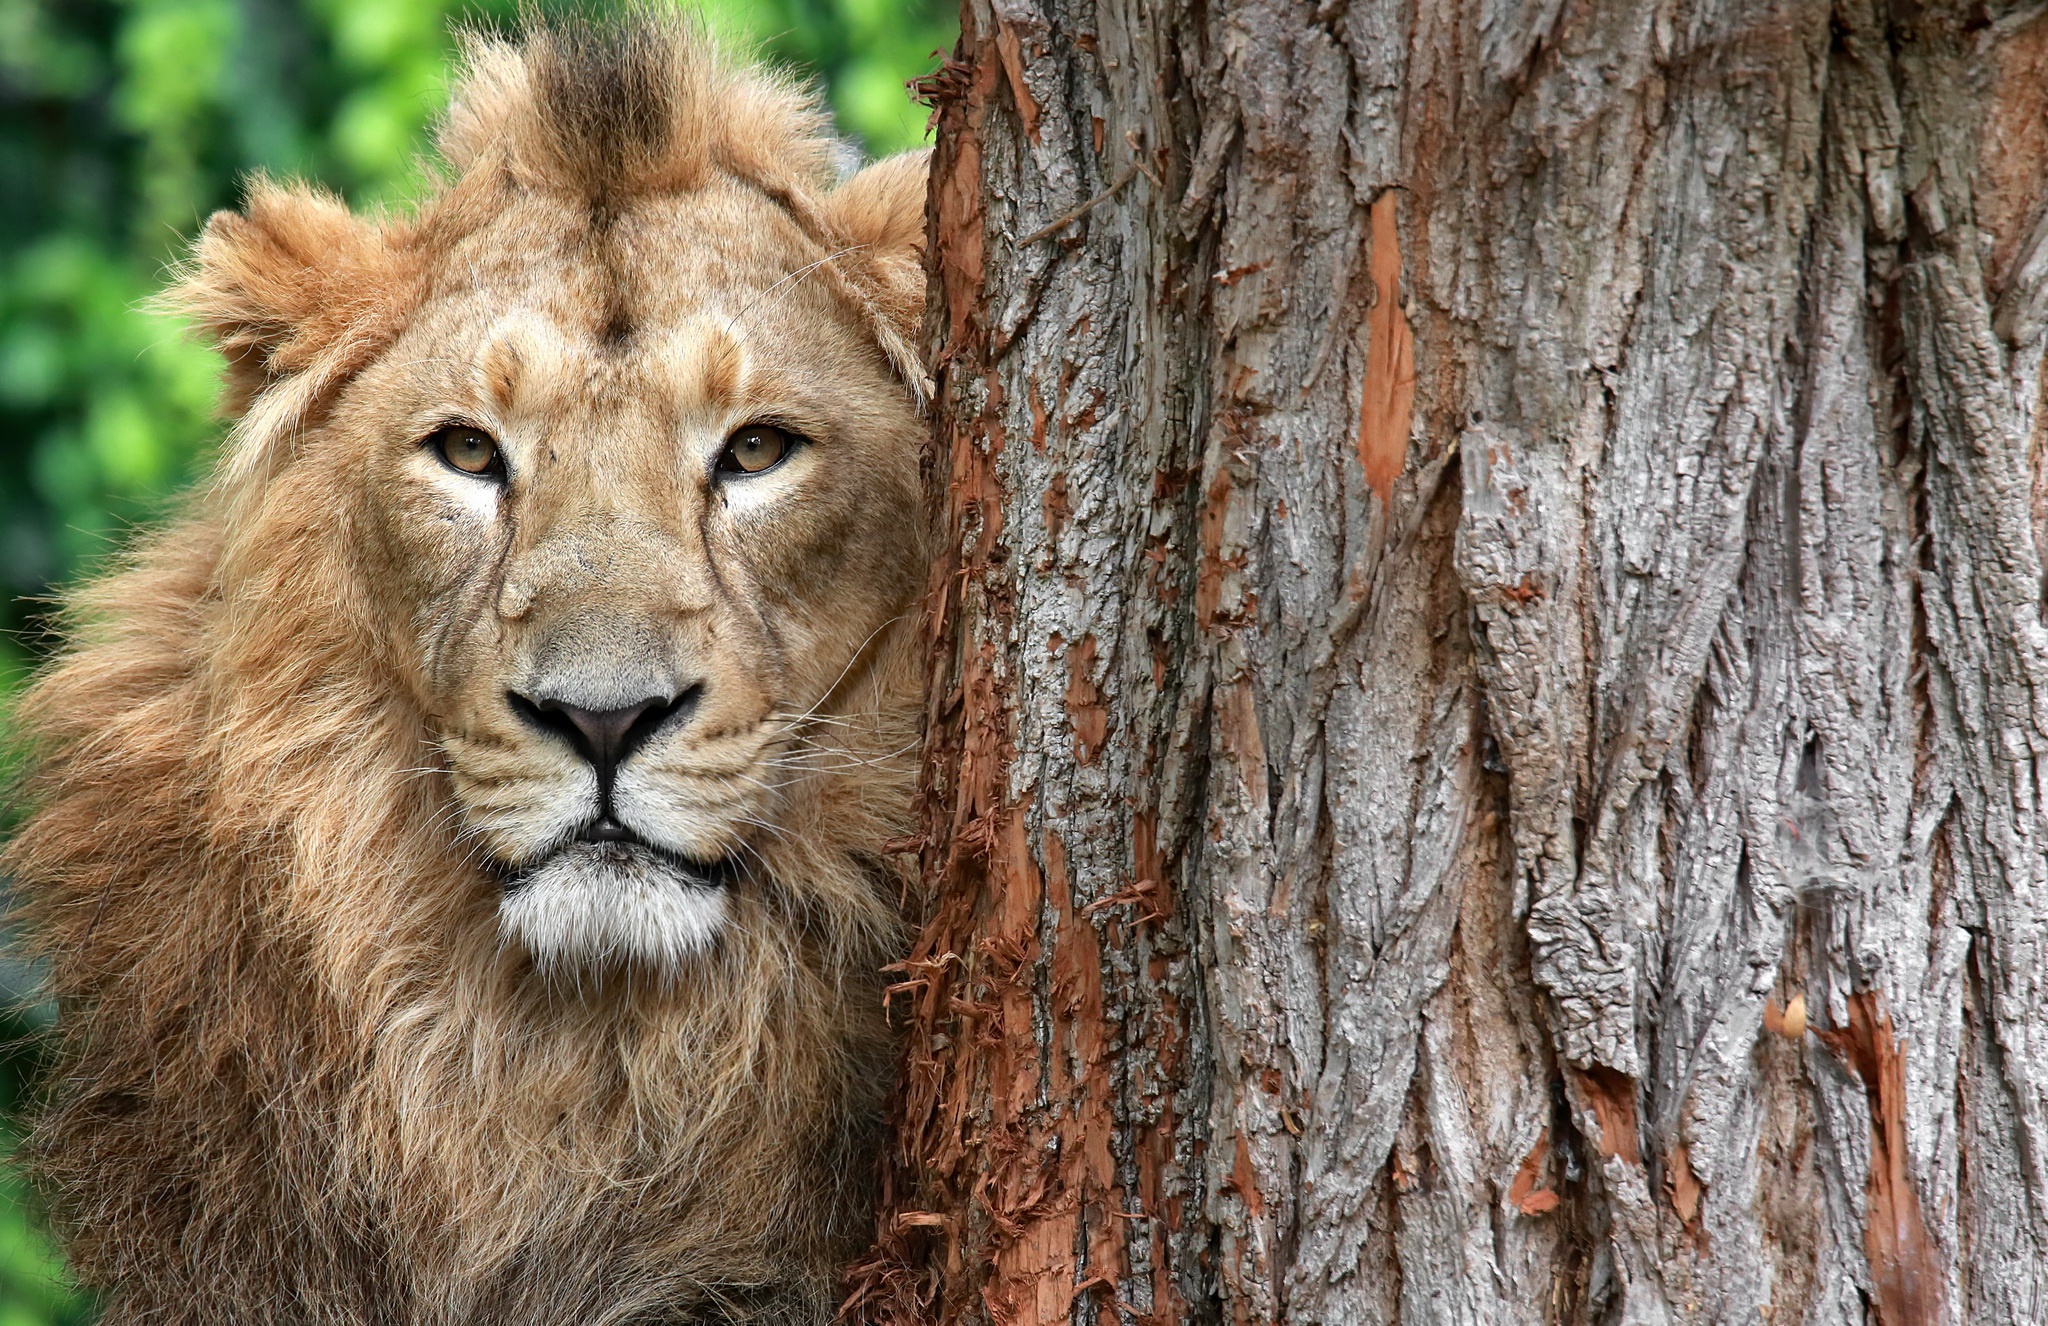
left=0, top=1012, right=73, bottom=1326
left=0, top=1, right=952, bottom=1318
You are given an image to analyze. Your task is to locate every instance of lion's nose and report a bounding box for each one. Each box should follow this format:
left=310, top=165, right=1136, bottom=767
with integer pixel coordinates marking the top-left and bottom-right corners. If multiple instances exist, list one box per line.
left=508, top=688, right=699, bottom=795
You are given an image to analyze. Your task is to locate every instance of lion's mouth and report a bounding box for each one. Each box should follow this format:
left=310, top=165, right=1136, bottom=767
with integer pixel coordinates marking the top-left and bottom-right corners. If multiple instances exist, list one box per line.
left=498, top=822, right=743, bottom=894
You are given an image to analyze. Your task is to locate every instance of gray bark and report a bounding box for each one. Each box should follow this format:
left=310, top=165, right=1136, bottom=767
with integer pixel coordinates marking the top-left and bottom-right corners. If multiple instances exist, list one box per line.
left=852, top=2, right=2048, bottom=1323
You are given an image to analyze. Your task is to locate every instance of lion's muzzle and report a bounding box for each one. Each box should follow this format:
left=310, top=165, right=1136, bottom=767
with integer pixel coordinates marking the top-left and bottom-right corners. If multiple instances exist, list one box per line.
left=481, top=659, right=767, bottom=969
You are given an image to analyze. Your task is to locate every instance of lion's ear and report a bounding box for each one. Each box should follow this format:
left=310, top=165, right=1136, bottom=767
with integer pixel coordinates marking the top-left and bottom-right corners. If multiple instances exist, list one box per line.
left=826, top=149, right=930, bottom=397
left=172, top=178, right=410, bottom=476
left=830, top=149, right=929, bottom=268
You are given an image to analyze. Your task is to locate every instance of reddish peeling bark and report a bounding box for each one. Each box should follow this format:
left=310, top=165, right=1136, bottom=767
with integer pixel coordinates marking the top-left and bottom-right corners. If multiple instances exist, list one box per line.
left=845, top=17, right=1207, bottom=1323
left=1356, top=193, right=1415, bottom=499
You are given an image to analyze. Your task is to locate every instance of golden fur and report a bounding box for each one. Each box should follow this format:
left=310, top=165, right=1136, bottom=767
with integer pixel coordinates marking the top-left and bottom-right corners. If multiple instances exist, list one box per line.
left=4, top=15, right=928, bottom=1324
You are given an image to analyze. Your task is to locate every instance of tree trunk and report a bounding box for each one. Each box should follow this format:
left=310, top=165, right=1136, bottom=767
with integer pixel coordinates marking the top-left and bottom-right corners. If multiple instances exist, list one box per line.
left=850, top=1, right=2048, bottom=1322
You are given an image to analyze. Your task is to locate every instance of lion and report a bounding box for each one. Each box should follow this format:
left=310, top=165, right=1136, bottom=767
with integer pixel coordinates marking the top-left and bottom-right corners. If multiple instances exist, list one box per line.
left=2, top=15, right=930, bottom=1324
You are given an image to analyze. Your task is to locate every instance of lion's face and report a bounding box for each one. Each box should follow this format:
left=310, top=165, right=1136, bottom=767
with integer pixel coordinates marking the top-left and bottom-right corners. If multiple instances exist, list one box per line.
left=327, top=181, right=923, bottom=969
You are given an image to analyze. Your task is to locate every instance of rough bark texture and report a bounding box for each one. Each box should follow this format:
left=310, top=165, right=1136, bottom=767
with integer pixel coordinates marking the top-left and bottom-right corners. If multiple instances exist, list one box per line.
left=850, top=1, right=2048, bottom=1322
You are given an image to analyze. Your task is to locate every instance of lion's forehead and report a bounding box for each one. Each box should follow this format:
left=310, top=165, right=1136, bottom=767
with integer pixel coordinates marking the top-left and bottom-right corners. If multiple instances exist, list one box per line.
left=449, top=311, right=745, bottom=420
left=389, top=193, right=868, bottom=429
left=431, top=182, right=842, bottom=323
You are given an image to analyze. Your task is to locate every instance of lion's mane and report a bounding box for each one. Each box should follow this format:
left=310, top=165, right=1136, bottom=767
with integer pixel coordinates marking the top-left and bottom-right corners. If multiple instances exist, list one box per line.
left=4, top=18, right=922, bottom=1325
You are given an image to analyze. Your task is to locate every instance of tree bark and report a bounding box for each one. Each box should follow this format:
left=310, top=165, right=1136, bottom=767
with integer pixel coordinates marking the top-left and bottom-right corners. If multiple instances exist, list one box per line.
left=850, top=1, right=2048, bottom=1322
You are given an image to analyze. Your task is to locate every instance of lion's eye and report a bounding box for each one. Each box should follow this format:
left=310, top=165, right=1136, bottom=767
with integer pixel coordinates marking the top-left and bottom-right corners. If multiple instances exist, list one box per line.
left=430, top=426, right=503, bottom=479
left=718, top=425, right=794, bottom=475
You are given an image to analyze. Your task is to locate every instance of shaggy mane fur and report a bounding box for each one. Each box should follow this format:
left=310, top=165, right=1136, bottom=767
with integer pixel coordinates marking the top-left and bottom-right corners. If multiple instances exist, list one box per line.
left=4, top=14, right=925, bottom=1324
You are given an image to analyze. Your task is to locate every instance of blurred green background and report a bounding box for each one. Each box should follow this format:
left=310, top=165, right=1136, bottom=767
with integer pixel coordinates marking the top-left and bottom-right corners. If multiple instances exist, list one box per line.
left=0, top=0, right=952, bottom=1317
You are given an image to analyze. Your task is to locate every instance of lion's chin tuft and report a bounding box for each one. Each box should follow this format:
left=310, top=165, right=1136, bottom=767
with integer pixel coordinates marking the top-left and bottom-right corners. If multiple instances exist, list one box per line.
left=498, top=841, right=732, bottom=971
